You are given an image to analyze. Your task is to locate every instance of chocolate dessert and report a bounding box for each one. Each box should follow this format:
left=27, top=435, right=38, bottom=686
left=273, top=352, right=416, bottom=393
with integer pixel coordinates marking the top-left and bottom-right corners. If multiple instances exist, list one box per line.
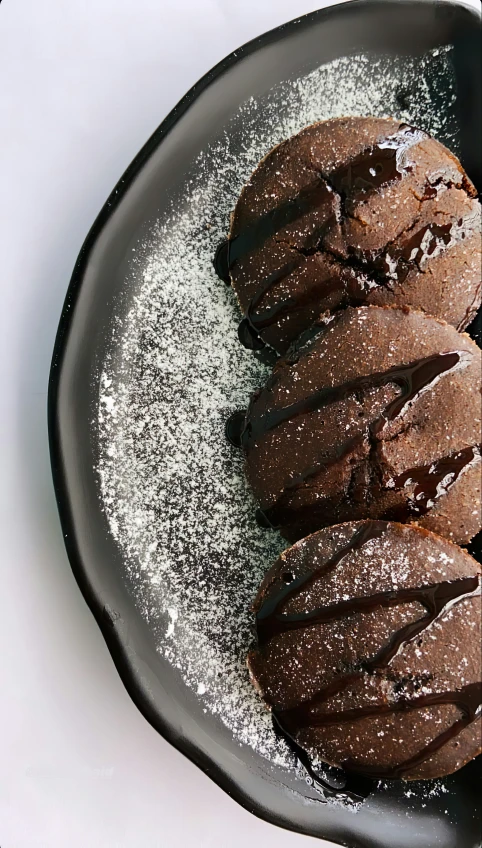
left=217, top=117, right=481, bottom=353
left=248, top=520, right=482, bottom=781
left=229, top=305, right=481, bottom=544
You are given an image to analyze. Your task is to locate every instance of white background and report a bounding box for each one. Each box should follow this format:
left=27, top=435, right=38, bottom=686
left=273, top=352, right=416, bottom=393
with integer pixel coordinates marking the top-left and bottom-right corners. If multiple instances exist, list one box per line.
left=0, top=1, right=479, bottom=846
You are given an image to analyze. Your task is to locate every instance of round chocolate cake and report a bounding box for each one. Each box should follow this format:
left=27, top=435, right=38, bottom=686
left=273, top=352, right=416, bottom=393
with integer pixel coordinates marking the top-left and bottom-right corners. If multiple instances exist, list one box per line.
left=219, top=117, right=481, bottom=353
left=230, top=305, right=482, bottom=544
left=248, top=520, right=482, bottom=781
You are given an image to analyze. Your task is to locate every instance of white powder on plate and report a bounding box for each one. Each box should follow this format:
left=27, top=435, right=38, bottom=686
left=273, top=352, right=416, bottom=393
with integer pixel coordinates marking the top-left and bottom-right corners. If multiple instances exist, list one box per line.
left=97, top=46, right=458, bottom=783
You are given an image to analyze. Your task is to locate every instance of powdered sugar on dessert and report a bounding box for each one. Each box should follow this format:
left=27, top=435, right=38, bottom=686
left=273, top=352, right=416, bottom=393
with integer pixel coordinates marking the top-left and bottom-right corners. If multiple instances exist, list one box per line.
left=97, top=47, right=458, bottom=780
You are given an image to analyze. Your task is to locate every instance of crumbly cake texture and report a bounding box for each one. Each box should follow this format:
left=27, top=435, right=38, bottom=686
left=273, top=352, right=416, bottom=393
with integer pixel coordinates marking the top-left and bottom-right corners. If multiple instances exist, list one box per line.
left=243, top=305, right=482, bottom=545
left=229, top=117, right=481, bottom=353
left=248, top=521, right=482, bottom=780
left=97, top=46, right=467, bottom=787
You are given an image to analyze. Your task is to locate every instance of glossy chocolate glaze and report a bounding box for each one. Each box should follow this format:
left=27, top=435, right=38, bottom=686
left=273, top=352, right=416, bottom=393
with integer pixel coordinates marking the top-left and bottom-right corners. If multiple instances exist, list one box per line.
left=235, top=212, right=471, bottom=349
left=272, top=713, right=375, bottom=803
left=280, top=683, right=481, bottom=781
left=383, top=445, right=481, bottom=522
left=213, top=240, right=231, bottom=283
left=241, top=264, right=372, bottom=343
left=256, top=434, right=364, bottom=530
left=256, top=521, right=387, bottom=645
left=328, top=125, right=425, bottom=199
left=225, top=410, right=246, bottom=448
left=376, top=222, right=455, bottom=284
left=229, top=178, right=335, bottom=270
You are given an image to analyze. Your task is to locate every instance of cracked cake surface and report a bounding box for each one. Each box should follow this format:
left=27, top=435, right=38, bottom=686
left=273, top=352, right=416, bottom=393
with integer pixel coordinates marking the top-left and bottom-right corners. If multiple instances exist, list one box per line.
left=237, top=305, right=481, bottom=544
left=248, top=520, right=482, bottom=781
left=225, top=117, right=481, bottom=353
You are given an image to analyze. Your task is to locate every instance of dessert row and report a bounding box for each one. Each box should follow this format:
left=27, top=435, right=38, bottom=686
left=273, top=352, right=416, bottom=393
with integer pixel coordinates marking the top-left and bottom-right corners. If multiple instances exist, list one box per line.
left=215, top=118, right=481, bottom=784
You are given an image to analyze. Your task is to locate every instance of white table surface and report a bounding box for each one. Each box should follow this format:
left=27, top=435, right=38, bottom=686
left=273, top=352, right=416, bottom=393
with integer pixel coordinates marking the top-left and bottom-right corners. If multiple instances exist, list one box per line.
left=0, top=1, right=479, bottom=846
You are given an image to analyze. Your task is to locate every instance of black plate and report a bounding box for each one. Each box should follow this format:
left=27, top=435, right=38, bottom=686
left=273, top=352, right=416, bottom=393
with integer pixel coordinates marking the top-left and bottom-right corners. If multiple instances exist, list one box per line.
left=49, top=2, right=482, bottom=846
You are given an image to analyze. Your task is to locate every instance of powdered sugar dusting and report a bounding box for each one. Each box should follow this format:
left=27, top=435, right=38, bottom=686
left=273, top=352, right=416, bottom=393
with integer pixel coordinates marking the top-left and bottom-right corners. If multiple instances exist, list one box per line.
left=97, top=46, right=458, bottom=783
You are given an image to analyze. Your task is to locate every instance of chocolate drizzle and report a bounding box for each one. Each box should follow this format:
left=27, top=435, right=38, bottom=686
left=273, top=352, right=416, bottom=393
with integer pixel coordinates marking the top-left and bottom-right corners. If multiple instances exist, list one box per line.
left=225, top=411, right=246, bottom=448
left=213, top=240, right=231, bottom=283
left=217, top=126, right=478, bottom=353
left=235, top=210, right=472, bottom=348
left=374, top=222, right=455, bottom=285
left=258, top=571, right=480, bottom=648
left=256, top=521, right=387, bottom=646
left=383, top=445, right=481, bottom=521
left=238, top=319, right=266, bottom=350
left=254, top=522, right=481, bottom=779
left=238, top=260, right=301, bottom=349
left=280, top=683, right=482, bottom=731
left=328, top=126, right=424, bottom=200
left=256, top=435, right=364, bottom=530
left=345, top=681, right=481, bottom=779
left=227, top=179, right=335, bottom=270
left=238, top=263, right=373, bottom=349
left=272, top=713, right=375, bottom=803
left=281, top=682, right=482, bottom=781
left=243, top=350, right=467, bottom=448
left=219, top=124, right=478, bottom=350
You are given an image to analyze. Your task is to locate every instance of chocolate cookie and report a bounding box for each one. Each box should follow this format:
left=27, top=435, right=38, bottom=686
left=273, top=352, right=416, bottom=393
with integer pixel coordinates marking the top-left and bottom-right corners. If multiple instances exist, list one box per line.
left=219, top=117, right=481, bottom=353
left=230, top=305, right=481, bottom=544
left=248, top=520, right=482, bottom=781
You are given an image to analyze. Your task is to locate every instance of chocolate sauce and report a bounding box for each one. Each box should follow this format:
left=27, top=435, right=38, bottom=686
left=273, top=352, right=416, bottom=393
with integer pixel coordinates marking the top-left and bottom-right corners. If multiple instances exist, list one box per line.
left=256, top=521, right=387, bottom=645
left=246, top=261, right=301, bottom=322
left=283, top=316, right=341, bottom=365
left=280, top=682, right=481, bottom=732
left=256, top=435, right=365, bottom=530
left=226, top=126, right=424, bottom=273
left=238, top=319, right=266, bottom=350
left=227, top=179, right=335, bottom=269
left=369, top=351, right=465, bottom=437
left=243, top=350, right=466, bottom=448
left=250, top=352, right=472, bottom=532
left=377, top=222, right=455, bottom=285
left=383, top=445, right=481, bottom=521
left=255, top=507, right=274, bottom=529
left=329, top=126, right=423, bottom=200
left=231, top=128, right=425, bottom=344
left=272, top=714, right=375, bottom=803
left=234, top=210, right=468, bottom=349
left=241, top=289, right=312, bottom=340
left=342, top=682, right=482, bottom=779
left=259, top=572, right=480, bottom=651
left=255, top=522, right=481, bottom=780
left=213, top=240, right=231, bottom=283
left=277, top=682, right=482, bottom=781
left=225, top=411, right=246, bottom=448
left=236, top=261, right=300, bottom=349
left=402, top=222, right=454, bottom=263
left=239, top=263, right=371, bottom=348
left=256, top=520, right=480, bottom=644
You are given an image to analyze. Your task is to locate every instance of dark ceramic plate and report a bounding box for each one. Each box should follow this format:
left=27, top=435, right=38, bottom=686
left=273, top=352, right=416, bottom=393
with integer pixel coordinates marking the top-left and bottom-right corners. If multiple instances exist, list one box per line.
left=49, top=2, right=481, bottom=846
